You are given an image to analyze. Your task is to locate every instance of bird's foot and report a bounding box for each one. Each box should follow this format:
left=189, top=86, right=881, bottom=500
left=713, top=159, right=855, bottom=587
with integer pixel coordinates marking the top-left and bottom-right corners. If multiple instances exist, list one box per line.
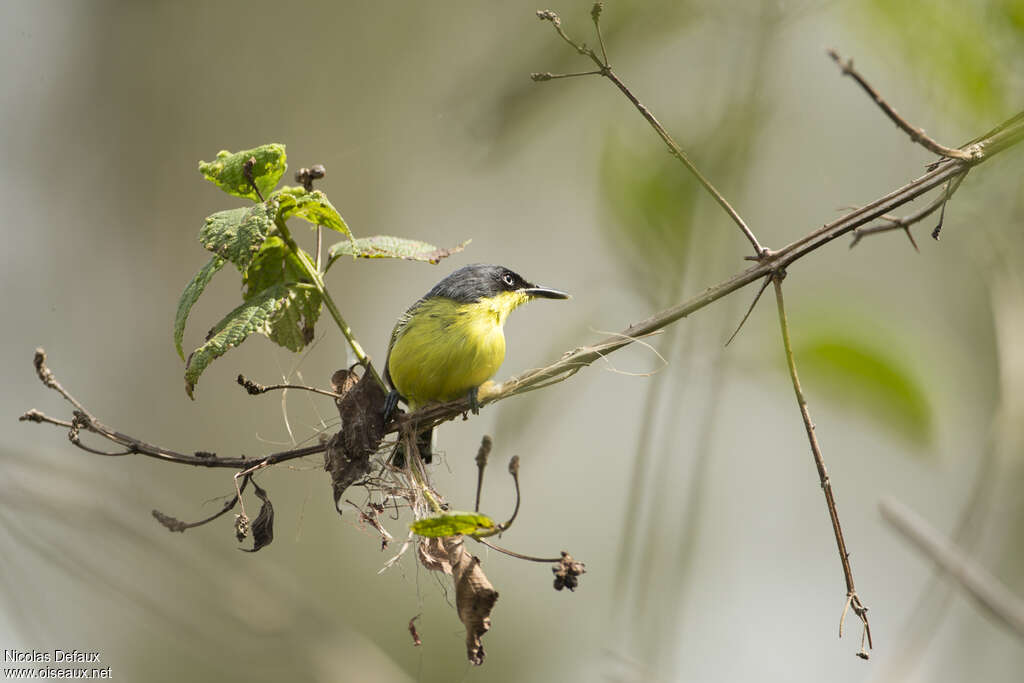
left=383, top=390, right=401, bottom=424
left=467, top=386, right=481, bottom=416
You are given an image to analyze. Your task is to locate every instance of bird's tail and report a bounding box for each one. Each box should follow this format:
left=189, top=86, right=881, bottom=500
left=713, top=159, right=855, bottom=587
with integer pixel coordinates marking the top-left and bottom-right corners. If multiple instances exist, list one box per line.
left=392, top=427, right=433, bottom=468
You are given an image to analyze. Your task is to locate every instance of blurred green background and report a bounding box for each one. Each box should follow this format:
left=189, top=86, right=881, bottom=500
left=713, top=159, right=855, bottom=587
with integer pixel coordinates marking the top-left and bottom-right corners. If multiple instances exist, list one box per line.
left=3, top=1, right=1023, bottom=681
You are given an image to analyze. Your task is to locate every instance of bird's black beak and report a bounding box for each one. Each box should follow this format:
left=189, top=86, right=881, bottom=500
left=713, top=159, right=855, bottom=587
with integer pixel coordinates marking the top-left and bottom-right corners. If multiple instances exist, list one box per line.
left=522, top=285, right=570, bottom=300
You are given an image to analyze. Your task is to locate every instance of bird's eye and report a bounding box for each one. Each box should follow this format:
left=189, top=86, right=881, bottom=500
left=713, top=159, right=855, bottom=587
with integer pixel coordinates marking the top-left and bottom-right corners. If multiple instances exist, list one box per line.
left=502, top=273, right=515, bottom=287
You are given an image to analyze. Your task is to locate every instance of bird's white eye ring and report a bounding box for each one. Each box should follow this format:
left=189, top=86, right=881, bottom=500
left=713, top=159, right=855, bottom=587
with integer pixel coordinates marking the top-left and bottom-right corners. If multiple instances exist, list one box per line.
left=502, top=273, right=515, bottom=286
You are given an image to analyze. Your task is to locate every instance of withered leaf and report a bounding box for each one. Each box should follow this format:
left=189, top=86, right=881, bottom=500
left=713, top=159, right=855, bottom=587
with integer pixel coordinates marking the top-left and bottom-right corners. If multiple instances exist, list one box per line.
left=325, top=366, right=387, bottom=509
left=152, top=478, right=248, bottom=534
left=417, top=530, right=500, bottom=663
left=239, top=480, right=274, bottom=552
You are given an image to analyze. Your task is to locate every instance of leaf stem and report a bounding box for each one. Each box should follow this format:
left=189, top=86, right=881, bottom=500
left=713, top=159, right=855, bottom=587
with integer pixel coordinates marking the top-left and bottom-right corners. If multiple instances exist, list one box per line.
left=274, top=217, right=384, bottom=387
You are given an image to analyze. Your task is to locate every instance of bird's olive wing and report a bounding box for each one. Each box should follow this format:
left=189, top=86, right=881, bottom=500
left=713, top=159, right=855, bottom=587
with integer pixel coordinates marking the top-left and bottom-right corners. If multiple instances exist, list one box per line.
left=383, top=297, right=426, bottom=389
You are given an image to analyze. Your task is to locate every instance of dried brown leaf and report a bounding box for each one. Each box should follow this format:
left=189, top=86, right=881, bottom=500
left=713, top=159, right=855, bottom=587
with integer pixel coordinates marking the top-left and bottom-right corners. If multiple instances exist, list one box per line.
left=417, top=536, right=499, bottom=663
left=448, top=537, right=499, bottom=665
left=324, top=367, right=387, bottom=508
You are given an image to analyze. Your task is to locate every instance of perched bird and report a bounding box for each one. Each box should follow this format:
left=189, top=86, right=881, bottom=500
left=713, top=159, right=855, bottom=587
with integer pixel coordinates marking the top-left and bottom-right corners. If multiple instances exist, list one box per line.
left=384, top=263, right=569, bottom=464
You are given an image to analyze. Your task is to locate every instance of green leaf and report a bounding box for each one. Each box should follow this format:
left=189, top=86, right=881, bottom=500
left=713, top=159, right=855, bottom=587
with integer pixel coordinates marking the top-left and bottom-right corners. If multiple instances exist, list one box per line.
left=410, top=512, right=496, bottom=538
left=794, top=337, right=932, bottom=447
left=244, top=236, right=321, bottom=351
left=198, top=144, right=287, bottom=201
left=184, top=284, right=289, bottom=398
left=244, top=236, right=299, bottom=297
left=174, top=255, right=226, bottom=360
left=266, top=286, right=321, bottom=351
left=325, top=235, right=470, bottom=270
left=199, top=203, right=274, bottom=271
left=271, top=186, right=351, bottom=237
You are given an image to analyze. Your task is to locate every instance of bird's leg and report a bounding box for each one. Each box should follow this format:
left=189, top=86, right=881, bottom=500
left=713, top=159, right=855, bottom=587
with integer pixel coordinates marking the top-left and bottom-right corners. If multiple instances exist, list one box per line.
left=383, top=390, right=401, bottom=424
left=467, top=386, right=481, bottom=416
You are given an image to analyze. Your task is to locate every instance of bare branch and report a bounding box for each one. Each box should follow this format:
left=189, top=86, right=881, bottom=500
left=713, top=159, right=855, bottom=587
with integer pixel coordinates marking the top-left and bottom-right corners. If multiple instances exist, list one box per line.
left=24, top=349, right=328, bottom=470
left=398, top=133, right=1012, bottom=436
left=535, top=8, right=766, bottom=257
left=827, top=49, right=972, bottom=161
left=237, top=373, right=342, bottom=399
left=474, top=537, right=562, bottom=564
left=773, top=273, right=872, bottom=658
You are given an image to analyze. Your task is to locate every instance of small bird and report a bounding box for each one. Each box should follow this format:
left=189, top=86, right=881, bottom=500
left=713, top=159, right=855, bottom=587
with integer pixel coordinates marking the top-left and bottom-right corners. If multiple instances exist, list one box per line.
left=384, top=263, right=569, bottom=464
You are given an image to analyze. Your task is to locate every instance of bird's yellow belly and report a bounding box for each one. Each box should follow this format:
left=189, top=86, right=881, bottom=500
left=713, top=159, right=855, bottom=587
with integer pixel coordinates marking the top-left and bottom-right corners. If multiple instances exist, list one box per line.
left=388, top=299, right=507, bottom=408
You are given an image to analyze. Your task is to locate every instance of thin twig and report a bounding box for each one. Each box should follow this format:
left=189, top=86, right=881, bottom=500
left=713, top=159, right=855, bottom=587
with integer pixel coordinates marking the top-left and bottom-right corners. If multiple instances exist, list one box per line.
left=827, top=49, right=972, bottom=161
left=474, top=435, right=492, bottom=513
left=475, top=537, right=562, bottom=563
left=881, top=498, right=1024, bottom=638
left=535, top=8, right=766, bottom=258
left=470, top=455, right=522, bottom=538
left=531, top=70, right=603, bottom=81
left=591, top=2, right=609, bottom=65
left=773, top=273, right=872, bottom=658
left=501, top=456, right=521, bottom=530
left=237, top=373, right=342, bottom=399
left=23, top=350, right=328, bottom=470
left=931, top=177, right=953, bottom=240
left=32, top=347, right=93, bottom=419
left=850, top=172, right=967, bottom=248
left=724, top=274, right=772, bottom=346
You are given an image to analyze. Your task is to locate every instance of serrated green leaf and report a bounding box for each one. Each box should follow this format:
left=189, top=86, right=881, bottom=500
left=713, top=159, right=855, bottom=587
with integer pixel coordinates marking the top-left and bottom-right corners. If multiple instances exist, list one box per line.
left=244, top=236, right=299, bottom=297
left=199, top=203, right=273, bottom=271
left=410, top=512, right=496, bottom=538
left=198, top=144, right=287, bottom=201
left=325, top=235, right=470, bottom=270
left=267, top=286, right=321, bottom=351
left=174, top=255, right=226, bottom=360
left=795, top=337, right=932, bottom=447
left=243, top=236, right=322, bottom=352
left=184, top=284, right=289, bottom=398
left=270, top=186, right=351, bottom=237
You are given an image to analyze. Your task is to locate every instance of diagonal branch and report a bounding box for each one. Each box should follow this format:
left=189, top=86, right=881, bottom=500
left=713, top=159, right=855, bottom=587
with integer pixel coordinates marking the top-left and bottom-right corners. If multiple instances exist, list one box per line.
left=827, top=49, right=973, bottom=161
left=405, top=109, right=1024, bottom=434
left=25, top=110, right=1024, bottom=482
left=772, top=273, right=872, bottom=658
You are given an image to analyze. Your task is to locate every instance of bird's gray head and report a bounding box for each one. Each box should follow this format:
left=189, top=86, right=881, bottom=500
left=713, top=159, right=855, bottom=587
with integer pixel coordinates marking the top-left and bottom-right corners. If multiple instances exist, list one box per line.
left=424, top=264, right=569, bottom=303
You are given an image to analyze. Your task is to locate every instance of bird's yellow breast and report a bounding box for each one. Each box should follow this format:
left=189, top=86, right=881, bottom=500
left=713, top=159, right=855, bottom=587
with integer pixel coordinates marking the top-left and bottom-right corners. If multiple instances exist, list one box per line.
left=387, top=291, right=529, bottom=409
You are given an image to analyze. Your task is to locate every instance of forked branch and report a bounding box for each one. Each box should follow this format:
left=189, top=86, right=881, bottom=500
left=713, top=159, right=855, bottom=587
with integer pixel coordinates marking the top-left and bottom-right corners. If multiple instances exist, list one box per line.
left=533, top=6, right=766, bottom=258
